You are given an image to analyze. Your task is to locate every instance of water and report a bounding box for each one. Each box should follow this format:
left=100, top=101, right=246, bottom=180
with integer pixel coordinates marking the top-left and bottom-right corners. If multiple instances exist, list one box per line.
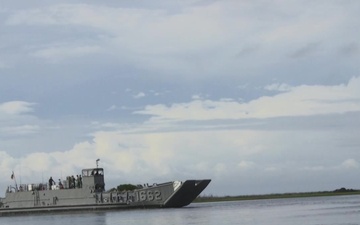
left=1, top=195, right=360, bottom=225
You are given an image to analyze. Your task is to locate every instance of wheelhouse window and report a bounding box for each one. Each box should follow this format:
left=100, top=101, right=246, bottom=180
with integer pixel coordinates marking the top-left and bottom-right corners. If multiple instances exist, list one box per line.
left=82, top=168, right=104, bottom=177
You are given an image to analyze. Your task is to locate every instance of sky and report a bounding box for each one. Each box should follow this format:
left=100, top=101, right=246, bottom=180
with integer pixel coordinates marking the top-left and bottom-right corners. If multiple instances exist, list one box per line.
left=0, top=0, right=360, bottom=196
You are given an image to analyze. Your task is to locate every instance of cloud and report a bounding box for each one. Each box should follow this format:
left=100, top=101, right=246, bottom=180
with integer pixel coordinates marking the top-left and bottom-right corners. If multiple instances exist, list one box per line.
left=0, top=101, right=36, bottom=115
left=300, top=159, right=360, bottom=172
left=135, top=77, right=360, bottom=122
left=4, top=1, right=360, bottom=79
left=0, top=101, right=45, bottom=137
left=341, top=159, right=359, bottom=169
left=106, top=105, right=117, bottom=111
left=133, top=92, right=146, bottom=99
left=5, top=4, right=156, bottom=30
left=0, top=128, right=267, bottom=185
left=238, top=160, right=256, bottom=170
left=264, top=83, right=293, bottom=92
left=290, top=42, right=321, bottom=58
left=0, top=151, right=16, bottom=170
left=32, top=45, right=102, bottom=61
left=0, top=61, right=9, bottom=69
left=235, top=46, right=258, bottom=58
left=338, top=42, right=359, bottom=57
left=1, top=111, right=359, bottom=195
left=0, top=125, right=40, bottom=135
left=302, top=166, right=325, bottom=171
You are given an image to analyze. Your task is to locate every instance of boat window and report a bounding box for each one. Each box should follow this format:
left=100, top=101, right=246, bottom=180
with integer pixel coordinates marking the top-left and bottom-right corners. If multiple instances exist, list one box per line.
left=91, top=169, right=104, bottom=176
left=82, top=168, right=104, bottom=177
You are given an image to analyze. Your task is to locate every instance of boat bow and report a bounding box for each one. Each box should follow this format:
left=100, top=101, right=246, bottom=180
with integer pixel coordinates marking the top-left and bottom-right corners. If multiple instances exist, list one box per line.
left=164, top=179, right=211, bottom=207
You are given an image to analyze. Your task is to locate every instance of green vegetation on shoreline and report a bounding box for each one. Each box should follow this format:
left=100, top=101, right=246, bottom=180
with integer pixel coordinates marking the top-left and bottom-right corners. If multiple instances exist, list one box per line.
left=195, top=188, right=360, bottom=203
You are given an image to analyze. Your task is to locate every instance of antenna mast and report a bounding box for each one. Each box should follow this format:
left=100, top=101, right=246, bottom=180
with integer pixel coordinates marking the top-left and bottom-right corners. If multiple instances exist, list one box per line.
left=96, top=159, right=100, bottom=168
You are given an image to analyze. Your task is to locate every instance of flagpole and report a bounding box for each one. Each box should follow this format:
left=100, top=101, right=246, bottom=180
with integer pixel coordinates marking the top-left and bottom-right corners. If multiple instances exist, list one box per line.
left=20, top=165, right=22, bottom=186
left=11, top=171, right=18, bottom=192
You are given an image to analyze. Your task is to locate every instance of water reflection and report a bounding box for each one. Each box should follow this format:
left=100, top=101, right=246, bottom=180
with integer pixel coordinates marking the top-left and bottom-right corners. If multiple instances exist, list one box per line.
left=1, top=195, right=360, bottom=225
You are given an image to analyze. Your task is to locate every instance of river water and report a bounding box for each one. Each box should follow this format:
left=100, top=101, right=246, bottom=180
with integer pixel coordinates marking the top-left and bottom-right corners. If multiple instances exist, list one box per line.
left=1, top=195, right=360, bottom=225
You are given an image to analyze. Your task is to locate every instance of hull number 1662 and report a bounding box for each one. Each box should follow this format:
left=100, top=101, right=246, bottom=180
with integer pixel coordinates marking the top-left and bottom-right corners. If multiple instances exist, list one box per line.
left=136, top=190, right=162, bottom=202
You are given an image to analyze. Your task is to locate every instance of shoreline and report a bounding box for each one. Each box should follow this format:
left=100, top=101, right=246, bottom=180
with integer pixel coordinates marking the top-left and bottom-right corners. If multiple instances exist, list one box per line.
left=195, top=190, right=360, bottom=203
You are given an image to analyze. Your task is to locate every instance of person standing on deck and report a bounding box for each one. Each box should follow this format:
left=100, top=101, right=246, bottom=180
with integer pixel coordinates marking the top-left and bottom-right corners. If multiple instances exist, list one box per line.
left=49, top=177, right=54, bottom=190
left=76, top=175, right=80, bottom=188
left=79, top=175, right=82, bottom=188
left=72, top=175, right=76, bottom=188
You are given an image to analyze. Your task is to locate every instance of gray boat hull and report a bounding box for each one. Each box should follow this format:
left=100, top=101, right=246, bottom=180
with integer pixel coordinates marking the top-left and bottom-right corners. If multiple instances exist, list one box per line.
left=0, top=179, right=211, bottom=216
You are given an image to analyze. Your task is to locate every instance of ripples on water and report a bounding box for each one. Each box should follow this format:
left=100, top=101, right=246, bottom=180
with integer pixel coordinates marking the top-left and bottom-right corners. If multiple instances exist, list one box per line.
left=1, top=195, right=360, bottom=225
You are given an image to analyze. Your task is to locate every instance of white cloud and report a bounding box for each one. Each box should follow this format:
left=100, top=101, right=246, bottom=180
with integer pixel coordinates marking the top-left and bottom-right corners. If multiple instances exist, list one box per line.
left=0, top=101, right=35, bottom=115
left=238, top=160, right=255, bottom=170
left=5, top=4, right=156, bottom=31
left=302, top=166, right=325, bottom=171
left=191, top=95, right=202, bottom=100
left=264, top=83, right=293, bottom=92
left=22, top=152, right=53, bottom=172
left=0, top=128, right=268, bottom=189
left=0, top=151, right=16, bottom=171
left=1, top=115, right=359, bottom=195
left=341, top=159, right=359, bottom=169
left=0, top=61, right=9, bottom=68
left=298, top=159, right=360, bottom=173
left=214, top=163, right=227, bottom=177
left=32, top=45, right=102, bottom=61
left=4, top=1, right=360, bottom=78
left=264, top=167, right=279, bottom=172
left=0, top=125, right=40, bottom=135
left=133, top=92, right=146, bottom=99
left=106, top=105, right=117, bottom=111
left=135, top=77, right=360, bottom=122
left=0, top=101, right=44, bottom=137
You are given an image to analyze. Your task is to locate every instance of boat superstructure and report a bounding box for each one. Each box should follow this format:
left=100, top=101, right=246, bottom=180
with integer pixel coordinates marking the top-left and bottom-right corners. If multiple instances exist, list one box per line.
left=0, top=167, right=211, bottom=216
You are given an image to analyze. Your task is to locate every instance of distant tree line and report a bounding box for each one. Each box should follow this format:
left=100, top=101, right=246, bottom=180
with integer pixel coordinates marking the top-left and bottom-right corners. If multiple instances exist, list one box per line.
left=117, top=184, right=138, bottom=191
left=334, top=187, right=358, bottom=193
left=107, top=184, right=137, bottom=192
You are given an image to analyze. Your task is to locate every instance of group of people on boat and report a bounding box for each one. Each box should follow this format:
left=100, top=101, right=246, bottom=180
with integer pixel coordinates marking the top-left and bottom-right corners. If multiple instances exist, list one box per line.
left=48, top=174, right=82, bottom=190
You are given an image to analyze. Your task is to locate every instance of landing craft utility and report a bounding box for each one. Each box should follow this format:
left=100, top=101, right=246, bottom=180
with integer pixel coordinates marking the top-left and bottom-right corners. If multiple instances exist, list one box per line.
left=0, top=163, right=211, bottom=216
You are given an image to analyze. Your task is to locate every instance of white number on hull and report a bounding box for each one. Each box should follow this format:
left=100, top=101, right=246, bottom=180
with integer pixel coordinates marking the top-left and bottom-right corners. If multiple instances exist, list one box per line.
left=137, top=190, right=162, bottom=202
